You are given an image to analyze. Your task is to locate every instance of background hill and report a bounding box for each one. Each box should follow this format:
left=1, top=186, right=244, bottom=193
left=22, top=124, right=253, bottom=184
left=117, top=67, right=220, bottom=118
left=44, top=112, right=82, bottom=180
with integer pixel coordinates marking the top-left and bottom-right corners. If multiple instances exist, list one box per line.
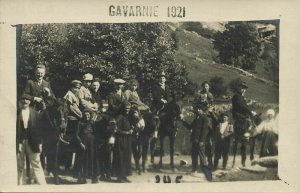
left=168, top=22, right=279, bottom=104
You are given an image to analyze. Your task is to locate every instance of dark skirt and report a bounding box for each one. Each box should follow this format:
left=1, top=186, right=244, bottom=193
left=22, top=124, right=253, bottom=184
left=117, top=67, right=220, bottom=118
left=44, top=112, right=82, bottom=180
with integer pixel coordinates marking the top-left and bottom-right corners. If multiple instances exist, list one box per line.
left=112, top=133, right=132, bottom=178
left=79, top=133, right=97, bottom=179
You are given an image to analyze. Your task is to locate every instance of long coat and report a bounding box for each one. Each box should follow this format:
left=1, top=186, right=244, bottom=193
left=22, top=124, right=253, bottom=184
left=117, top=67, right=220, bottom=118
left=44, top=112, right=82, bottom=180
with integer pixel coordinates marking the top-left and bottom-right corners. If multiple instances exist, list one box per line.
left=182, top=114, right=209, bottom=144
left=107, top=92, right=127, bottom=118
left=16, top=108, right=42, bottom=153
left=231, top=93, right=252, bottom=121
left=151, top=84, right=171, bottom=112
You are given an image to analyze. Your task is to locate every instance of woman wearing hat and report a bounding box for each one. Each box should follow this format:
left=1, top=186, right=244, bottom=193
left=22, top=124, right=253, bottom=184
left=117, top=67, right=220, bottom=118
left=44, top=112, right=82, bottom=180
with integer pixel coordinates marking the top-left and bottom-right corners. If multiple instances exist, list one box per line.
left=124, top=79, right=149, bottom=112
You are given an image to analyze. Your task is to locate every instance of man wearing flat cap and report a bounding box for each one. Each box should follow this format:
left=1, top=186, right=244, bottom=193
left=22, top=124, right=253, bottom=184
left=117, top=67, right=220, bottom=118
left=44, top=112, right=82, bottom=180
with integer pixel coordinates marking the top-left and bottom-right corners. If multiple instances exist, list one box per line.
left=61, top=80, right=83, bottom=171
left=231, top=79, right=255, bottom=167
left=107, top=79, right=127, bottom=118
left=77, top=73, right=98, bottom=113
left=17, top=94, right=46, bottom=185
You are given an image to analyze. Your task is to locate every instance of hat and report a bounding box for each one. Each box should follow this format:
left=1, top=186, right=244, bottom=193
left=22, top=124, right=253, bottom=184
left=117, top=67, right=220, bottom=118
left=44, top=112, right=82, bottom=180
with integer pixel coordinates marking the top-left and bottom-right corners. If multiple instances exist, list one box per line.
left=71, top=80, right=82, bottom=88
left=238, top=81, right=248, bottom=89
left=83, top=73, right=93, bottom=81
left=114, top=78, right=126, bottom=84
left=20, top=94, right=31, bottom=101
left=159, top=71, right=166, bottom=77
left=266, top=109, right=275, bottom=117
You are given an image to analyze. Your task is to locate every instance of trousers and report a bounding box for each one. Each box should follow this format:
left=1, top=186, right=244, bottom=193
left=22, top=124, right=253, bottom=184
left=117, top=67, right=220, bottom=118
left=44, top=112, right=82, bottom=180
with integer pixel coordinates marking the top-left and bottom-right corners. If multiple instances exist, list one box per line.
left=17, top=140, right=46, bottom=185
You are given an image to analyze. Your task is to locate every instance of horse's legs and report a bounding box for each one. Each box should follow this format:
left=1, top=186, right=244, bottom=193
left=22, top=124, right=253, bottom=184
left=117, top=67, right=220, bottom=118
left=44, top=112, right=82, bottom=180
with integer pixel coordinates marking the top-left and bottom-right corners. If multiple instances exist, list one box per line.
left=150, top=137, right=158, bottom=164
left=250, top=137, right=256, bottom=161
left=232, top=138, right=238, bottom=168
left=141, top=135, right=149, bottom=172
left=159, top=135, right=165, bottom=168
left=240, top=140, right=247, bottom=167
left=169, top=131, right=175, bottom=169
left=132, top=136, right=140, bottom=173
left=205, top=138, right=213, bottom=169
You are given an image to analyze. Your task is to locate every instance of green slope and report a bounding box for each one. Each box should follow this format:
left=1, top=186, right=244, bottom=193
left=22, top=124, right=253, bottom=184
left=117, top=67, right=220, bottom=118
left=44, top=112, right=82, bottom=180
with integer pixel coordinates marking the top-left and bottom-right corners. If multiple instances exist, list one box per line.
left=173, top=28, right=279, bottom=104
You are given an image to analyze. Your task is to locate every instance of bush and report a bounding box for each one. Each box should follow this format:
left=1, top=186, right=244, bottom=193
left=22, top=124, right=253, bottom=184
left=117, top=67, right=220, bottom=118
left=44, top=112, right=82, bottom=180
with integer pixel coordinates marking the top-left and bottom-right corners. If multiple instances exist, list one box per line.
left=209, top=76, right=228, bottom=97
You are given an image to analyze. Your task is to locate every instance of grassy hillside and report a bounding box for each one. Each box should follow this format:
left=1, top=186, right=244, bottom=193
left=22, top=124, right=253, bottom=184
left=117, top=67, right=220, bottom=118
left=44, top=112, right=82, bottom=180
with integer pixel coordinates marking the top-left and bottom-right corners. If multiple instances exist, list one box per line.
left=172, top=28, right=279, bottom=104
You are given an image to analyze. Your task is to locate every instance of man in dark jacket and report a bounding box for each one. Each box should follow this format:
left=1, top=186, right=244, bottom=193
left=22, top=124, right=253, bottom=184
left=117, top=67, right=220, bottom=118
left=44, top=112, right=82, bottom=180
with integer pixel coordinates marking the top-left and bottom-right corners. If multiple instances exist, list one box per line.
left=182, top=104, right=209, bottom=173
left=23, top=64, right=57, bottom=175
left=17, top=94, right=46, bottom=185
left=151, top=72, right=171, bottom=115
left=231, top=80, right=254, bottom=166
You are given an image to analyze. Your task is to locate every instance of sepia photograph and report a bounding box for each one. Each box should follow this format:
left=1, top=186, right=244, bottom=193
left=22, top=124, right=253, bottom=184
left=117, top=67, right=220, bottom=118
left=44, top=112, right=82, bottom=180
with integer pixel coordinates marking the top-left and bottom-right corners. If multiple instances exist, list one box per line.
left=1, top=0, right=300, bottom=192
left=15, top=21, right=279, bottom=185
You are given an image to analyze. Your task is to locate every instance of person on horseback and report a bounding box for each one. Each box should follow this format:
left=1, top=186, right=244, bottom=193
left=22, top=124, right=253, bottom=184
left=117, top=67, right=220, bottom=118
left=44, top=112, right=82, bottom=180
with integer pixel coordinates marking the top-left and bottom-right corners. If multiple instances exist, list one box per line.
left=77, top=73, right=98, bottom=118
left=107, top=79, right=127, bottom=118
left=231, top=80, right=255, bottom=167
left=150, top=72, right=170, bottom=163
left=125, top=79, right=149, bottom=112
left=151, top=71, right=171, bottom=116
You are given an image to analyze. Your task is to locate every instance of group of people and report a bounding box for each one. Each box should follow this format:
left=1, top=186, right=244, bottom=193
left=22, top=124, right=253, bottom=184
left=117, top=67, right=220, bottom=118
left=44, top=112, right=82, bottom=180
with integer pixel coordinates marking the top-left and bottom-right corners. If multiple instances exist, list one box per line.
left=16, top=64, right=279, bottom=185
left=16, top=65, right=170, bottom=184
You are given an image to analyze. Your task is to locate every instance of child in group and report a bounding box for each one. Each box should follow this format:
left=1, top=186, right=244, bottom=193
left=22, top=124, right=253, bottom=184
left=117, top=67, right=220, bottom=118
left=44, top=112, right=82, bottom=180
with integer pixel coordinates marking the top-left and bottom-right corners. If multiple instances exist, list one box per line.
left=213, top=113, right=234, bottom=170
left=76, top=110, right=97, bottom=184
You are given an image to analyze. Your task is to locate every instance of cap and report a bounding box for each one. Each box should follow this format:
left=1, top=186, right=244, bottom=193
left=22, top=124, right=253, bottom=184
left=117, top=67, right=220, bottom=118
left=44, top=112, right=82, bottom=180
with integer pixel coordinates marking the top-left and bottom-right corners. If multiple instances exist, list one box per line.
left=114, top=78, right=126, bottom=84
left=266, top=109, right=275, bottom=116
left=71, top=80, right=82, bottom=88
left=20, top=94, right=31, bottom=101
left=159, top=71, right=166, bottom=77
left=83, top=73, right=93, bottom=81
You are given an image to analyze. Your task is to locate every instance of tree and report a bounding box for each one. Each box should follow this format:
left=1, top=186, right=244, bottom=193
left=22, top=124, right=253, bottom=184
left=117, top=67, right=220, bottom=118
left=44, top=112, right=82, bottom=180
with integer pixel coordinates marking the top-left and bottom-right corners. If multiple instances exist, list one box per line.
left=18, top=23, right=188, bottom=98
left=213, top=22, right=262, bottom=70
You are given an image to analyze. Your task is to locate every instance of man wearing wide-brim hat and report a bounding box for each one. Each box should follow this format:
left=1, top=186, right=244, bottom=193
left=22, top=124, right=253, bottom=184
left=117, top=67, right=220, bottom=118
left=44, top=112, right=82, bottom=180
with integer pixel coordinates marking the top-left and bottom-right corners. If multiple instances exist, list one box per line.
left=17, top=94, right=46, bottom=185
left=107, top=78, right=127, bottom=118
left=231, top=79, right=255, bottom=167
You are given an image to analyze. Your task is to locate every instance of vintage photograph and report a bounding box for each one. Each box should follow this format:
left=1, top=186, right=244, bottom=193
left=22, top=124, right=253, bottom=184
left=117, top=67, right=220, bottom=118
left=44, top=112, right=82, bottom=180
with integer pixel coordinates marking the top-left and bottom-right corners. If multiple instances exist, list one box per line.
left=16, top=21, right=279, bottom=185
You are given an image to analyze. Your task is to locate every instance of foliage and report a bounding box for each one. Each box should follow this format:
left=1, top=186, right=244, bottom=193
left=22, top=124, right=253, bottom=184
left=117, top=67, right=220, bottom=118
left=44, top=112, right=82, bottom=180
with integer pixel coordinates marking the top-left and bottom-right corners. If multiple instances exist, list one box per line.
left=213, top=22, right=262, bottom=71
left=181, top=22, right=216, bottom=39
left=18, top=23, right=188, bottom=98
left=209, top=76, right=228, bottom=97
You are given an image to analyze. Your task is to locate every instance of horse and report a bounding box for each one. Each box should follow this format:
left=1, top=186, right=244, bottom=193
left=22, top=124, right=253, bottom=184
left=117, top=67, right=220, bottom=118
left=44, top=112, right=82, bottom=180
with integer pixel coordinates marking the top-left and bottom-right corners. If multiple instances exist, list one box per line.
left=232, top=113, right=262, bottom=167
left=156, top=97, right=181, bottom=170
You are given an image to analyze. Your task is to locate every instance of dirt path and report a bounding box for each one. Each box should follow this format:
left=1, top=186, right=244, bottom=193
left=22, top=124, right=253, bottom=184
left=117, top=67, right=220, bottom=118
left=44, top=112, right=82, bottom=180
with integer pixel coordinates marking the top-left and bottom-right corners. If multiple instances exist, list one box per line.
left=43, top=154, right=278, bottom=185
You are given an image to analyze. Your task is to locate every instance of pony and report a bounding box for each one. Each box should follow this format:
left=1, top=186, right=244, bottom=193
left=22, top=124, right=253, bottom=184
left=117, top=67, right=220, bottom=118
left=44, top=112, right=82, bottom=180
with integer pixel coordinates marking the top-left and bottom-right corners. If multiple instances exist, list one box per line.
left=156, top=93, right=181, bottom=170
